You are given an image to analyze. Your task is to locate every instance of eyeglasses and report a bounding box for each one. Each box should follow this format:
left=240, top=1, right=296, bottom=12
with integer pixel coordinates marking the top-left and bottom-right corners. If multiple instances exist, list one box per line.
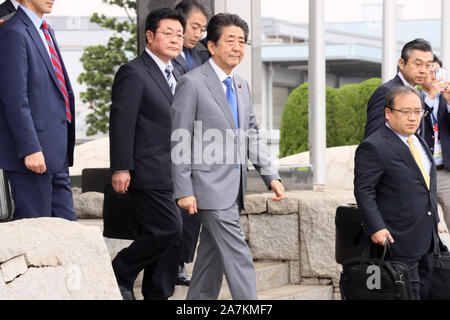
left=412, top=61, right=433, bottom=70
left=156, top=31, right=185, bottom=41
left=389, top=108, right=424, bottom=117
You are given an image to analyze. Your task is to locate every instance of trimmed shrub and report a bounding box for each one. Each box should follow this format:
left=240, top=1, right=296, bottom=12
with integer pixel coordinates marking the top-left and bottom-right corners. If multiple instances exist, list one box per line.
left=279, top=78, right=381, bottom=158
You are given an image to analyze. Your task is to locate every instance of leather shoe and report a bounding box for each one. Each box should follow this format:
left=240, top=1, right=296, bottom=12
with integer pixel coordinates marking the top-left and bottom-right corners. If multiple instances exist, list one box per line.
left=176, top=263, right=191, bottom=286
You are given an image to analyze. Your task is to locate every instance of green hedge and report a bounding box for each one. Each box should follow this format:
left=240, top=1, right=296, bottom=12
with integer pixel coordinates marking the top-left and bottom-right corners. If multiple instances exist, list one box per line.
left=279, top=78, right=382, bottom=158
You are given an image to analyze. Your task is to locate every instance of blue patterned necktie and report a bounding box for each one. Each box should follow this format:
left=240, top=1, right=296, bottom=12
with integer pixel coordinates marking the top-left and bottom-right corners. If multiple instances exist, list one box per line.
left=165, top=65, right=174, bottom=94
left=183, top=47, right=194, bottom=70
left=223, top=77, right=239, bottom=129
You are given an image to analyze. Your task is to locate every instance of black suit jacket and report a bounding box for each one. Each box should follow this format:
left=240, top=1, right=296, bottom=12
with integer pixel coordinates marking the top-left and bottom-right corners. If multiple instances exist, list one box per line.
left=172, top=47, right=209, bottom=76
left=0, top=0, right=15, bottom=18
left=354, top=125, right=439, bottom=258
left=421, top=94, right=450, bottom=170
left=364, top=75, right=405, bottom=139
left=109, top=52, right=179, bottom=190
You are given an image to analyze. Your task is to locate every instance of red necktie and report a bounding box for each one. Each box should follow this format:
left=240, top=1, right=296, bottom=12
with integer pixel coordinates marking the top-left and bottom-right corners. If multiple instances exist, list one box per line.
left=41, top=21, right=72, bottom=123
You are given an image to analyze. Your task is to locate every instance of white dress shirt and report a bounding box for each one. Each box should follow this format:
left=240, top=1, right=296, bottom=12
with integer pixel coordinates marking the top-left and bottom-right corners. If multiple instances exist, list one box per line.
left=208, top=58, right=235, bottom=95
left=145, top=47, right=177, bottom=90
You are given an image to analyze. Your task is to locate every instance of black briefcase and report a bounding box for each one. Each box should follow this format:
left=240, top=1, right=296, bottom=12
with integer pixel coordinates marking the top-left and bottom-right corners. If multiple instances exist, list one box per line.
left=0, top=170, right=13, bottom=222
left=102, top=184, right=141, bottom=240
left=335, top=204, right=365, bottom=264
left=340, top=239, right=413, bottom=300
left=429, top=238, right=450, bottom=300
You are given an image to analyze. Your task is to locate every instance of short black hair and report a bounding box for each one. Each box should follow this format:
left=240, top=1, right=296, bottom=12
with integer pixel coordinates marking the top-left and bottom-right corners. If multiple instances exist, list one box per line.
left=145, top=8, right=186, bottom=37
left=206, top=13, right=249, bottom=45
left=433, top=54, right=443, bottom=68
left=175, top=0, right=210, bottom=20
left=384, top=85, right=421, bottom=110
left=400, top=38, right=433, bottom=64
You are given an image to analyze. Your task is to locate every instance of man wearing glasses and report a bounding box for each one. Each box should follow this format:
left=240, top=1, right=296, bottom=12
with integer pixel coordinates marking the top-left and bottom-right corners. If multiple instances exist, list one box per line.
left=109, top=8, right=185, bottom=300
left=365, top=38, right=434, bottom=138
left=421, top=55, right=450, bottom=240
left=355, top=85, right=439, bottom=300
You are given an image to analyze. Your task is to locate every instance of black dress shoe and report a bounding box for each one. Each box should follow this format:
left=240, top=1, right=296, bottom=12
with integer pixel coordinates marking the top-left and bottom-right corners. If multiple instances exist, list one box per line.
left=118, top=286, right=136, bottom=300
left=176, top=263, right=191, bottom=286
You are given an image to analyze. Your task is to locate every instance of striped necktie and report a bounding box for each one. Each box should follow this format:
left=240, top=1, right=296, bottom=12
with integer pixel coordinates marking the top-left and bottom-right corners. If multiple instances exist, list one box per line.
left=165, top=65, right=175, bottom=94
left=41, top=21, right=72, bottom=123
left=407, top=136, right=430, bottom=190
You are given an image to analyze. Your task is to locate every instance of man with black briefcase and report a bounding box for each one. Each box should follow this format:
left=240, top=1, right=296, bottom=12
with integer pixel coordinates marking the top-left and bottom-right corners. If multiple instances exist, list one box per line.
left=354, top=86, right=440, bottom=300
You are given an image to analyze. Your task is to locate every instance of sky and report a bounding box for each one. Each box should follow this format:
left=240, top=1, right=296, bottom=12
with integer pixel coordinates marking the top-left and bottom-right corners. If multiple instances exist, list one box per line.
left=51, top=0, right=443, bottom=22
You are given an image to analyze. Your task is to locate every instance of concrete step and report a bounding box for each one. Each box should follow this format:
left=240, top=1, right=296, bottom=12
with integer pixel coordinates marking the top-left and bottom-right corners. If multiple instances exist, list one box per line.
left=78, top=220, right=334, bottom=300
left=258, top=284, right=333, bottom=300
left=168, top=261, right=290, bottom=300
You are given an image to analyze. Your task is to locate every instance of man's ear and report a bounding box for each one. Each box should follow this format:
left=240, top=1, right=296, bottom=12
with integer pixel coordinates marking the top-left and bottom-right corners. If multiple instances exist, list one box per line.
left=398, top=58, right=405, bottom=72
left=207, top=40, right=215, bottom=56
left=385, top=108, right=391, bottom=122
left=146, top=30, right=154, bottom=44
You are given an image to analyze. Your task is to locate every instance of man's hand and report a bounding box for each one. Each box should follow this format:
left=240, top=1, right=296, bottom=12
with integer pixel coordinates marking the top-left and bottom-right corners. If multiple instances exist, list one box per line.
left=371, top=229, right=394, bottom=246
left=270, top=180, right=284, bottom=202
left=427, top=78, right=448, bottom=100
left=441, top=81, right=450, bottom=105
left=112, top=171, right=131, bottom=194
left=177, top=196, right=197, bottom=215
left=24, top=151, right=46, bottom=174
left=0, top=20, right=4, bottom=25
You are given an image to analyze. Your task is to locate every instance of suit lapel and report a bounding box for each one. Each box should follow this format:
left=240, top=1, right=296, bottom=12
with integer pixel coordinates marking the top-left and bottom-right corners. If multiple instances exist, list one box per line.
left=173, top=55, right=189, bottom=74
left=381, top=126, right=430, bottom=189
left=202, top=62, right=238, bottom=130
left=17, top=9, right=62, bottom=97
left=142, top=52, right=173, bottom=104
left=234, top=75, right=247, bottom=131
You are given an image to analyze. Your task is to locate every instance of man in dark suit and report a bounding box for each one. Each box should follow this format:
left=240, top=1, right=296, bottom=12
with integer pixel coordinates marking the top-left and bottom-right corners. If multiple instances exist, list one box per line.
left=355, top=85, right=439, bottom=300
left=0, top=0, right=76, bottom=221
left=173, top=0, right=209, bottom=76
left=109, top=8, right=185, bottom=300
left=364, top=38, right=434, bottom=138
left=172, top=0, right=210, bottom=287
left=420, top=55, right=450, bottom=233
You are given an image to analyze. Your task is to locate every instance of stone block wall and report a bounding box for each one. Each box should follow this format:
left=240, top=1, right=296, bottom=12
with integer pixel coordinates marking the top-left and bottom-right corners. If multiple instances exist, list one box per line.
left=241, top=189, right=356, bottom=299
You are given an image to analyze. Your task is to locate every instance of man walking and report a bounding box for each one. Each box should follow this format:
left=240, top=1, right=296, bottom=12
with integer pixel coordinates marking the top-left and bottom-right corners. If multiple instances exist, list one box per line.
left=109, top=8, right=185, bottom=300
left=355, top=86, right=439, bottom=300
left=171, top=13, right=284, bottom=300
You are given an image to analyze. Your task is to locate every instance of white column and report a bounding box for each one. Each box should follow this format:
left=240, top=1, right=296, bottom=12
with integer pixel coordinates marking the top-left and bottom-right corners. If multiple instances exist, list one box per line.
left=382, top=0, right=397, bottom=83
left=442, top=0, right=450, bottom=68
left=308, top=0, right=327, bottom=185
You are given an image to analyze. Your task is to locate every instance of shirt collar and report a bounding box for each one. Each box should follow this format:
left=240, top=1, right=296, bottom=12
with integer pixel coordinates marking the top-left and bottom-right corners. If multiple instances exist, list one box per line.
left=19, top=5, right=45, bottom=31
left=385, top=122, right=410, bottom=144
left=398, top=72, right=416, bottom=88
left=145, top=47, right=173, bottom=74
left=208, top=58, right=233, bottom=83
left=11, top=0, right=20, bottom=10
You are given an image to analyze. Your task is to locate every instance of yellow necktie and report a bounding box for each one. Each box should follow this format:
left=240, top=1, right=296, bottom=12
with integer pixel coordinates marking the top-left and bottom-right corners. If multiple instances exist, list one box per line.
left=407, top=136, right=430, bottom=190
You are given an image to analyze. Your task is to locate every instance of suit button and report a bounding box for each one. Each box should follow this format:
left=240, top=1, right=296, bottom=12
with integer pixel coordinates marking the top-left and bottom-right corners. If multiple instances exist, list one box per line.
left=62, top=120, right=67, bottom=125
left=427, top=211, right=432, bottom=216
